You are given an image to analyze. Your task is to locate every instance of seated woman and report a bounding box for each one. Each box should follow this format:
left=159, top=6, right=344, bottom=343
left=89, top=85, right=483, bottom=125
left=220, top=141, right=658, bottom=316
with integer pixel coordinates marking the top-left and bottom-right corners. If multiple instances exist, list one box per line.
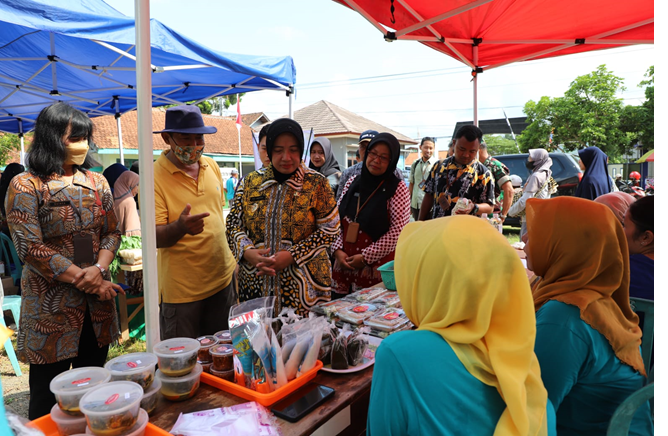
left=525, top=197, right=652, bottom=435
left=332, top=133, right=410, bottom=296
left=368, top=217, right=555, bottom=435
left=308, top=137, right=341, bottom=193
left=623, top=195, right=653, bottom=300
left=226, top=119, right=340, bottom=316
left=575, top=146, right=611, bottom=200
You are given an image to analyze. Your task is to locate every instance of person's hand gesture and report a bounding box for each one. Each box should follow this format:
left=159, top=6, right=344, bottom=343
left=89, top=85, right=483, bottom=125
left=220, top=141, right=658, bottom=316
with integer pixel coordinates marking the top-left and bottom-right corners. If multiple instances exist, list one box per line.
left=177, top=204, right=209, bottom=235
left=345, top=254, right=366, bottom=270
left=72, top=266, right=104, bottom=292
left=243, top=248, right=274, bottom=276
left=334, top=249, right=354, bottom=270
left=256, top=251, right=294, bottom=276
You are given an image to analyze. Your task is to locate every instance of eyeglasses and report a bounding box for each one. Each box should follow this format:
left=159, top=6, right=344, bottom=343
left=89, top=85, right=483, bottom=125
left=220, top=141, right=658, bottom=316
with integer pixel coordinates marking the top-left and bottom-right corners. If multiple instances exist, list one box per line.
left=367, top=150, right=390, bottom=164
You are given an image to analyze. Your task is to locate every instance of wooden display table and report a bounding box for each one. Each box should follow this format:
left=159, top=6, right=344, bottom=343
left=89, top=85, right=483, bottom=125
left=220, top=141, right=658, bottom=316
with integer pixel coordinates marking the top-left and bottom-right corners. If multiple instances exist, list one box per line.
left=150, top=367, right=374, bottom=436
left=115, top=264, right=144, bottom=343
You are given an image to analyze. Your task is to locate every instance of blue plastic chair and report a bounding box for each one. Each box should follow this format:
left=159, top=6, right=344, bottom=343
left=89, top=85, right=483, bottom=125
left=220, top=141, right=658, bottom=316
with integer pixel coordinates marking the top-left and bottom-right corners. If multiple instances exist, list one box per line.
left=2, top=296, right=20, bottom=329
left=0, top=315, right=21, bottom=376
left=0, top=233, right=22, bottom=286
left=606, top=381, right=653, bottom=435
left=630, top=297, right=653, bottom=372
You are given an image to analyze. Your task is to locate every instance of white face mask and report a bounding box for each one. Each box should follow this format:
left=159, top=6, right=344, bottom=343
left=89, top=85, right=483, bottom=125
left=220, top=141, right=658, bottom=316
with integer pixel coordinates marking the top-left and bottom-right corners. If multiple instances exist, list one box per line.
left=64, top=140, right=89, bottom=165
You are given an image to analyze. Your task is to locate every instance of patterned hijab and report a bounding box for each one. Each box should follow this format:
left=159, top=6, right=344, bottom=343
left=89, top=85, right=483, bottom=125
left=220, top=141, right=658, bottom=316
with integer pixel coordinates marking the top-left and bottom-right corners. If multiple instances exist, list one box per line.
left=527, top=197, right=645, bottom=376
left=524, top=149, right=552, bottom=194
left=395, top=217, right=549, bottom=436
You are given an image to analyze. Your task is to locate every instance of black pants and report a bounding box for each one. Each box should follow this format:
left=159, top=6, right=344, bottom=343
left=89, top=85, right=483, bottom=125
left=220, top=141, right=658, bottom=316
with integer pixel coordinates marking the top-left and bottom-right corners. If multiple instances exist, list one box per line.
left=28, top=308, right=109, bottom=420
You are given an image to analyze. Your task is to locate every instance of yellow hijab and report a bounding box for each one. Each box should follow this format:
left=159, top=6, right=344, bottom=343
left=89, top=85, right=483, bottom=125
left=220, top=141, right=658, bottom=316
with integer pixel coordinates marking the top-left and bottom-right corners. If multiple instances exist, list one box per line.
left=395, top=216, right=548, bottom=436
left=526, top=197, right=645, bottom=376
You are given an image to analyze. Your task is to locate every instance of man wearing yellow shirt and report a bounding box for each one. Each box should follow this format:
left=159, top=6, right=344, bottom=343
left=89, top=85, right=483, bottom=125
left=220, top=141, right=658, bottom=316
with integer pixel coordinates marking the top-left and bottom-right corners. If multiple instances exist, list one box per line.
left=153, top=105, right=237, bottom=340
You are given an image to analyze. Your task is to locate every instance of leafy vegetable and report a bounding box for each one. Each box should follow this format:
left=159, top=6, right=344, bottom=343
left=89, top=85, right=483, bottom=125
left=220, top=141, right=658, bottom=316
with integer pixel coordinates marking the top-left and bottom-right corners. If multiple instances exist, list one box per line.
left=109, top=235, right=142, bottom=277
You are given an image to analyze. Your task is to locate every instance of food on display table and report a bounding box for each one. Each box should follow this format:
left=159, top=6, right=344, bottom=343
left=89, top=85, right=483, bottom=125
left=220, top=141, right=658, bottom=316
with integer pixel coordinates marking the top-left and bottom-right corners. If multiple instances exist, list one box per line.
left=364, top=308, right=410, bottom=332
left=209, top=343, right=234, bottom=372
left=50, top=403, right=87, bottom=435
left=336, top=303, right=379, bottom=325
left=84, top=409, right=148, bottom=436
left=347, top=287, right=387, bottom=303
left=199, top=361, right=212, bottom=374
left=104, top=352, right=158, bottom=391
left=310, top=299, right=354, bottom=316
left=330, top=330, right=349, bottom=370
left=50, top=367, right=112, bottom=416
left=210, top=367, right=235, bottom=382
left=140, top=377, right=161, bottom=416
left=213, top=330, right=232, bottom=345
left=370, top=291, right=401, bottom=308
left=156, top=363, right=202, bottom=402
left=79, top=381, right=143, bottom=436
left=152, top=337, right=199, bottom=377
left=196, top=335, right=219, bottom=363
left=346, top=329, right=369, bottom=366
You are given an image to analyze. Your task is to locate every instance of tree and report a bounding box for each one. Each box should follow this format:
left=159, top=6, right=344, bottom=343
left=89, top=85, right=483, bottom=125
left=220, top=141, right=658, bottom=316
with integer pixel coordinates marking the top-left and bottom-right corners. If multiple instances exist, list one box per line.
left=519, top=65, right=627, bottom=159
left=638, top=66, right=653, bottom=149
left=484, top=134, right=520, bottom=155
left=0, top=133, right=22, bottom=166
left=163, top=93, right=246, bottom=116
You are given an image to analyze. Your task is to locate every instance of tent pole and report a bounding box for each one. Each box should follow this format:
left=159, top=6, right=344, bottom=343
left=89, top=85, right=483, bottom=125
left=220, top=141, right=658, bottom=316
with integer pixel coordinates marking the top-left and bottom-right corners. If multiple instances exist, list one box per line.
left=114, top=97, right=125, bottom=166
left=473, top=46, right=479, bottom=127
left=135, top=0, right=160, bottom=350
left=288, top=86, right=294, bottom=119
left=18, top=119, right=25, bottom=166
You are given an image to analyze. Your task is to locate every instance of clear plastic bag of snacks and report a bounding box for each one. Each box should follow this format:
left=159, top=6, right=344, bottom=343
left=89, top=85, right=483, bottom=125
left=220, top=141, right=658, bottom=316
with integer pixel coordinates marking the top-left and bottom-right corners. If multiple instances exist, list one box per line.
left=337, top=303, right=379, bottom=325
left=309, top=299, right=355, bottom=316
left=346, top=288, right=388, bottom=303
left=364, top=308, right=410, bottom=332
left=370, top=291, right=401, bottom=308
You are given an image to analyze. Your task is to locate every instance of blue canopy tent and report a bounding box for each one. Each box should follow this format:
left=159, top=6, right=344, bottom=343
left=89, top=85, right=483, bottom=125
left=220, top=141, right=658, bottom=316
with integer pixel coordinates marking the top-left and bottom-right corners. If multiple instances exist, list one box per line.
left=0, top=0, right=295, bottom=162
left=0, top=0, right=296, bottom=349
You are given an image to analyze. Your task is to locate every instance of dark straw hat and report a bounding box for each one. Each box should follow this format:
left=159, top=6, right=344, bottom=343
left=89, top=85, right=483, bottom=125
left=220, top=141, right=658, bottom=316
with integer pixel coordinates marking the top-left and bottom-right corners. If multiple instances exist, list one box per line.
left=153, top=105, right=217, bottom=134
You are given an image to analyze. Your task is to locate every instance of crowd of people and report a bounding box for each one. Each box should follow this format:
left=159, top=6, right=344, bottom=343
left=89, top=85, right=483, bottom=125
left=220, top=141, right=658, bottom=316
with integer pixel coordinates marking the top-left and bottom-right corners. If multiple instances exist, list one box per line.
left=1, top=102, right=653, bottom=435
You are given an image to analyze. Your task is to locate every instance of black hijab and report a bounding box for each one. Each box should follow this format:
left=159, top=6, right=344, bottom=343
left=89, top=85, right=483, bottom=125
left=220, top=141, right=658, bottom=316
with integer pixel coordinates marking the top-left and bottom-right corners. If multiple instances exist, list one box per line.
left=339, top=133, right=401, bottom=241
left=265, top=118, right=304, bottom=184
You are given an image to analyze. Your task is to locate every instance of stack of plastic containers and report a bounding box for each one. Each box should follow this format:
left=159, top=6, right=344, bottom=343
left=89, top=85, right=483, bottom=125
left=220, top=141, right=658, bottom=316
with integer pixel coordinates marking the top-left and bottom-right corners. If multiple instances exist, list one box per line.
left=195, top=335, right=218, bottom=374
left=104, top=352, right=159, bottom=416
left=50, top=367, right=111, bottom=418
left=79, top=381, right=144, bottom=436
left=152, top=337, right=202, bottom=402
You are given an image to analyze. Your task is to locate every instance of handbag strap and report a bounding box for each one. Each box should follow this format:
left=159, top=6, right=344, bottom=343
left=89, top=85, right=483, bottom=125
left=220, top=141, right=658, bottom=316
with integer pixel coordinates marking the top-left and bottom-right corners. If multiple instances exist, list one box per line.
left=87, top=171, right=106, bottom=216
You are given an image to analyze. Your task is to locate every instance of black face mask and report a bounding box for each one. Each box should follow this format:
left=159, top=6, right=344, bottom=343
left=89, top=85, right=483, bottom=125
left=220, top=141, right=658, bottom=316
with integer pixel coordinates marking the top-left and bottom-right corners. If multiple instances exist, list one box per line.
left=525, top=160, right=535, bottom=170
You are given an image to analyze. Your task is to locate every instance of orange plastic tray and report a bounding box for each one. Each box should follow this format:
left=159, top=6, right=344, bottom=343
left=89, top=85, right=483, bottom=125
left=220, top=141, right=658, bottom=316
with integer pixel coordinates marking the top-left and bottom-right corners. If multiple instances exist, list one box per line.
left=200, top=360, right=323, bottom=406
left=28, top=413, right=172, bottom=436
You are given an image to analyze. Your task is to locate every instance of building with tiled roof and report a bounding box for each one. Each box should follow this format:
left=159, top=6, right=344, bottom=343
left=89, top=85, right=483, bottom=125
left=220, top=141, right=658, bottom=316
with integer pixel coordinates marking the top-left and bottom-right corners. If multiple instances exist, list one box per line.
left=91, top=107, right=257, bottom=175
left=274, top=100, right=418, bottom=169
left=405, top=150, right=450, bottom=168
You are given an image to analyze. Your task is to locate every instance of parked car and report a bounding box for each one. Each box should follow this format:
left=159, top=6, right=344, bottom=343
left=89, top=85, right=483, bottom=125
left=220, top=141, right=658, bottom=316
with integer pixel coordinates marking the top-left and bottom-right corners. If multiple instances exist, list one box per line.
left=494, top=152, right=583, bottom=227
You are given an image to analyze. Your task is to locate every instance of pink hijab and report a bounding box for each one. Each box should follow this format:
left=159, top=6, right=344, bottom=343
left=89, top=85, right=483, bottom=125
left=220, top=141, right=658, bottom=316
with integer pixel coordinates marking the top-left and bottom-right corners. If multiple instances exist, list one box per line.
left=594, top=192, right=635, bottom=223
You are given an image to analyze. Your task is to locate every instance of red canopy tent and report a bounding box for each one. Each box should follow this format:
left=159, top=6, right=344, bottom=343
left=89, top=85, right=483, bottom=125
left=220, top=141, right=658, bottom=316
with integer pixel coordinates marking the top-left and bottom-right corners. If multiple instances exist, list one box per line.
left=334, top=0, right=653, bottom=124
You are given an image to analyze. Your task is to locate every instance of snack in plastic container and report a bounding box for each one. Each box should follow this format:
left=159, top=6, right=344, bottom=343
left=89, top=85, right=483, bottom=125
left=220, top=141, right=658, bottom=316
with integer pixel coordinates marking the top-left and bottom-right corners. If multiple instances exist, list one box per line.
left=104, top=352, right=158, bottom=391
left=199, top=361, right=212, bottom=374
left=50, top=403, right=87, bottom=435
left=370, top=291, right=401, bottom=308
left=196, top=335, right=219, bottom=363
left=79, top=381, right=143, bottom=436
left=50, top=367, right=111, bottom=416
left=210, top=367, right=235, bottom=382
left=310, top=299, right=354, bottom=316
left=209, top=344, right=234, bottom=372
left=364, top=308, right=410, bottom=332
left=213, top=330, right=232, bottom=345
left=85, top=409, right=148, bottom=436
left=337, top=303, right=379, bottom=325
left=152, top=337, right=199, bottom=377
left=140, top=376, right=161, bottom=416
left=348, top=288, right=387, bottom=303
left=156, top=363, right=202, bottom=402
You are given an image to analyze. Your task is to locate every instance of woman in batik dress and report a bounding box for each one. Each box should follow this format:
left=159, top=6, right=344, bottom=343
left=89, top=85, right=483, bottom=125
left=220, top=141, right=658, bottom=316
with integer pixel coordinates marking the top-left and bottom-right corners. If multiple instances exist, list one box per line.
left=226, top=119, right=340, bottom=316
left=6, top=103, right=122, bottom=419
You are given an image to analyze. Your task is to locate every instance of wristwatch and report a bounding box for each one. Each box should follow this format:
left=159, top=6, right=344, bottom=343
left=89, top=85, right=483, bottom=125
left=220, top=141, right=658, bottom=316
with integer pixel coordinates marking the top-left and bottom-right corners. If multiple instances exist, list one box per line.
left=94, top=263, right=106, bottom=275
left=500, top=213, right=507, bottom=220
left=470, top=204, right=479, bottom=216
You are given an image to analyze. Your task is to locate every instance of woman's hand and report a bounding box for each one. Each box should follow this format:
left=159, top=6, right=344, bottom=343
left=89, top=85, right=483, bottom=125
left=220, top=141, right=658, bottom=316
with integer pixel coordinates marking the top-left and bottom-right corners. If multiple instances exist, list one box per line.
left=86, top=280, right=125, bottom=301
left=72, top=266, right=104, bottom=292
left=345, top=254, right=367, bottom=270
left=334, top=250, right=354, bottom=270
left=243, top=248, right=275, bottom=276
left=256, top=251, right=294, bottom=276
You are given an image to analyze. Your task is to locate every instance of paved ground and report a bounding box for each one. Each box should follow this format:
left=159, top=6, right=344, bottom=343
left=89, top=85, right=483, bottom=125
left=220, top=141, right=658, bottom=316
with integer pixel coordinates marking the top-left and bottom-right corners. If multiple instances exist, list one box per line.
left=1, top=323, right=29, bottom=419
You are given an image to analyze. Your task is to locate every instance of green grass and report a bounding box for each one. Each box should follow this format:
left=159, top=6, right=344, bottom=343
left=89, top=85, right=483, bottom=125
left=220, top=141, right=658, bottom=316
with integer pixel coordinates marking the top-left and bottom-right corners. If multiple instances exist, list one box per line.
left=107, top=338, right=147, bottom=362
left=503, top=226, right=521, bottom=244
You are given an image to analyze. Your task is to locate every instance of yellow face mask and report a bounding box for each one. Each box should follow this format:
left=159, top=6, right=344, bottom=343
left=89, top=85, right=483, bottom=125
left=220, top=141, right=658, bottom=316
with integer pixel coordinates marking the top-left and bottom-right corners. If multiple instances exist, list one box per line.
left=64, top=140, right=89, bottom=165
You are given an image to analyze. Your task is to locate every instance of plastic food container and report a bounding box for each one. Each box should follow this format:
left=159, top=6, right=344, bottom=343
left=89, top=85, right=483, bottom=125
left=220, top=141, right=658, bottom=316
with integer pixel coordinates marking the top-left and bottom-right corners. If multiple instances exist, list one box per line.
left=347, top=287, right=388, bottom=302
left=213, top=330, right=232, bottom=345
left=50, top=367, right=112, bottom=416
left=152, top=338, right=199, bottom=377
left=198, top=361, right=212, bottom=374
left=310, top=299, right=355, bottom=316
left=85, top=409, right=148, bottom=436
left=50, top=403, right=87, bottom=435
left=209, top=367, right=234, bottom=382
left=209, top=344, right=234, bottom=372
left=337, top=303, right=379, bottom=325
left=140, top=377, right=161, bottom=416
left=196, top=336, right=218, bottom=363
left=364, top=308, right=410, bottom=332
left=104, top=352, right=158, bottom=391
left=156, top=363, right=202, bottom=402
left=79, top=381, right=143, bottom=436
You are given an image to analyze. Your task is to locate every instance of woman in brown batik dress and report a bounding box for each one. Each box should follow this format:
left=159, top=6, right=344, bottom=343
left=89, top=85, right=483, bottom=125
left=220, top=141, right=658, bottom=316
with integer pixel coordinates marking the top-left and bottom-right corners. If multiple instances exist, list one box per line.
left=6, top=103, right=123, bottom=419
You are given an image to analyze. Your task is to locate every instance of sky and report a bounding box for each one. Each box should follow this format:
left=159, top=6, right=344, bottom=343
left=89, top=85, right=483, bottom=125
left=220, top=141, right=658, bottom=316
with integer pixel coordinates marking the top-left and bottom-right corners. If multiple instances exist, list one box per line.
left=103, top=0, right=654, bottom=148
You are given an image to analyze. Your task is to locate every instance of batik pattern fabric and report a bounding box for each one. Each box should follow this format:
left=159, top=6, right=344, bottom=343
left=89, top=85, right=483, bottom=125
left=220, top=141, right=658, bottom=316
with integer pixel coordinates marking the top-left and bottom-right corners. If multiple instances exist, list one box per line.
left=331, top=175, right=410, bottom=294
left=6, top=171, right=121, bottom=364
left=423, top=156, right=495, bottom=218
left=226, top=164, right=340, bottom=317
